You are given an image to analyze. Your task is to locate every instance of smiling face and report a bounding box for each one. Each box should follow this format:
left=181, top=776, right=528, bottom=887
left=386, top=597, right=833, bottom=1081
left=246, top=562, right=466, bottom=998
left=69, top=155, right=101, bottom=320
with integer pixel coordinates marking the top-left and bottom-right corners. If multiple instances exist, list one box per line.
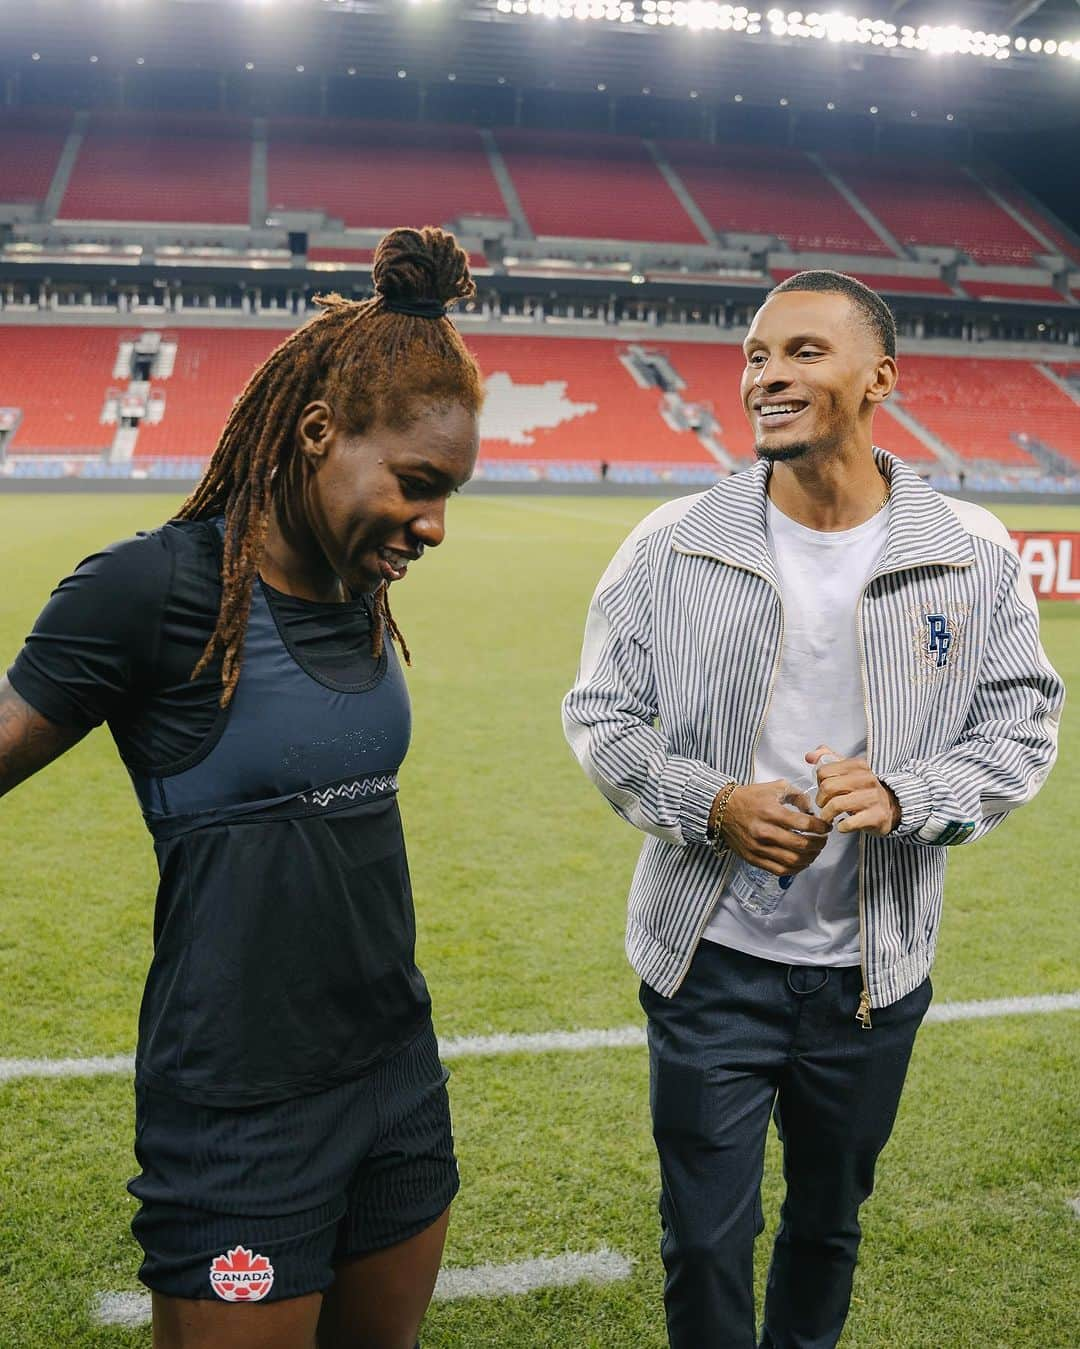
left=741, top=290, right=896, bottom=465
left=298, top=397, right=479, bottom=594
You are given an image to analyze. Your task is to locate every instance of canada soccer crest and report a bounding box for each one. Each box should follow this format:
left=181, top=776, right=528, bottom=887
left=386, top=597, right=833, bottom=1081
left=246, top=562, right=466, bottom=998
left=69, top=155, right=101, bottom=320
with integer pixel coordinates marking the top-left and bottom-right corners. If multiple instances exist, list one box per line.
left=208, top=1245, right=275, bottom=1302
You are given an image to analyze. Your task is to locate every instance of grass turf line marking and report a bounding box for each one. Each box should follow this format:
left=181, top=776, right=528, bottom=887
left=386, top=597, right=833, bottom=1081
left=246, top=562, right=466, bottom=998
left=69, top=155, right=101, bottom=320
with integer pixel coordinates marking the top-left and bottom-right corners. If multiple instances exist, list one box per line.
left=923, top=992, right=1080, bottom=1023
left=4, top=993, right=1078, bottom=1084
left=0, top=1051, right=135, bottom=1082
left=94, top=1250, right=633, bottom=1326
left=443, top=1025, right=647, bottom=1058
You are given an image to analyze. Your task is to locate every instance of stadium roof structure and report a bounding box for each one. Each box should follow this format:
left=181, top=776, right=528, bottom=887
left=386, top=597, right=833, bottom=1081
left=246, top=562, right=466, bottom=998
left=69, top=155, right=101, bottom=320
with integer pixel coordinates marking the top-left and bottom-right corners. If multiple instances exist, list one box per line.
left=2, top=0, right=1078, bottom=132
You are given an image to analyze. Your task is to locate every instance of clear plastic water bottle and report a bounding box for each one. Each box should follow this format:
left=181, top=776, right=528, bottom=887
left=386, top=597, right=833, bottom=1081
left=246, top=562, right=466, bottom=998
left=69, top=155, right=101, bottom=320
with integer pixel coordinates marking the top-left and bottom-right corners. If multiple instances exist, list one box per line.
left=728, top=755, right=839, bottom=918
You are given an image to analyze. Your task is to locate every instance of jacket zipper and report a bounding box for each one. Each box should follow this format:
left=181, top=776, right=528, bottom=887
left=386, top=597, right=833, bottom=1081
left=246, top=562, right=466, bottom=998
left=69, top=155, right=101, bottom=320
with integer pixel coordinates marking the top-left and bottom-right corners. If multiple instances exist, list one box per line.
left=854, top=575, right=876, bottom=1029
left=669, top=556, right=785, bottom=994
left=851, top=555, right=972, bottom=1029
left=668, top=523, right=973, bottom=1014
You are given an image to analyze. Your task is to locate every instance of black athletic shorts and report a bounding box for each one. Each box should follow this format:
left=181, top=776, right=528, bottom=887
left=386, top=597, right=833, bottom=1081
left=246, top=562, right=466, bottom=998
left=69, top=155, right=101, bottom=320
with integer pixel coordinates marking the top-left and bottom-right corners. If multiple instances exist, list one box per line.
left=128, top=1022, right=458, bottom=1303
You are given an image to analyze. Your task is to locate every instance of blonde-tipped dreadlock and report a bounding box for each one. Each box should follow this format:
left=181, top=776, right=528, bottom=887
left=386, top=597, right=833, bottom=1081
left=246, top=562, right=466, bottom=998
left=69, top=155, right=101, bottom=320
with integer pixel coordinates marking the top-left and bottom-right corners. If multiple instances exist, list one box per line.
left=176, top=226, right=482, bottom=707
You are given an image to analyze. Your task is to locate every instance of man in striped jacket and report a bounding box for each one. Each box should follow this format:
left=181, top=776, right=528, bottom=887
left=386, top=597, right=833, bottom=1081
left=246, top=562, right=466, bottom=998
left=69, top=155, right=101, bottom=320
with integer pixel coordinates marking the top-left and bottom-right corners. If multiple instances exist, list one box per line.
left=562, top=272, right=1063, bottom=1349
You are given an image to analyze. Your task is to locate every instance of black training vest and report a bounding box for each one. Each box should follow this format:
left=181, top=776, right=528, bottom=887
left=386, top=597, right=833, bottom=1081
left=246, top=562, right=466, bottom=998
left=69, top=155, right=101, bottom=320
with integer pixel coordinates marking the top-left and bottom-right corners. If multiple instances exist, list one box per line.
left=128, top=566, right=430, bottom=1105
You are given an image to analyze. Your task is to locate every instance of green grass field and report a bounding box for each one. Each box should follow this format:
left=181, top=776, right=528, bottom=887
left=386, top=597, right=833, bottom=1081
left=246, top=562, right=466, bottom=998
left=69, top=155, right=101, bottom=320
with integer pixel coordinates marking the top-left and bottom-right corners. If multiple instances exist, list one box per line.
left=1, top=492, right=1077, bottom=1348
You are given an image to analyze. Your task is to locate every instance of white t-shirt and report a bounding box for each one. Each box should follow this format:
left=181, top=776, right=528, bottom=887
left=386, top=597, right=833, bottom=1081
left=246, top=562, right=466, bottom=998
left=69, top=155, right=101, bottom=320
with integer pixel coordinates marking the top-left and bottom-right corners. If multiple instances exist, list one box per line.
left=703, top=496, right=890, bottom=965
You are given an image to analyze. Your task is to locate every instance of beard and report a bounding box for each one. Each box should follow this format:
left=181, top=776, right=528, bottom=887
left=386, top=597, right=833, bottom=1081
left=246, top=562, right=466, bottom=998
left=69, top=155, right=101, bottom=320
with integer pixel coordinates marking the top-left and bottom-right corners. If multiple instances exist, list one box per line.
left=754, top=423, right=842, bottom=464
left=755, top=440, right=815, bottom=463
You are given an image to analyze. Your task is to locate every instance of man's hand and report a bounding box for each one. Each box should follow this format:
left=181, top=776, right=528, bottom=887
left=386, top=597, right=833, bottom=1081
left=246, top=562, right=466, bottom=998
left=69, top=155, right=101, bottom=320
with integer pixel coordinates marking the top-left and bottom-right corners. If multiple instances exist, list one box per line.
left=807, top=746, right=901, bottom=836
left=718, top=780, right=831, bottom=877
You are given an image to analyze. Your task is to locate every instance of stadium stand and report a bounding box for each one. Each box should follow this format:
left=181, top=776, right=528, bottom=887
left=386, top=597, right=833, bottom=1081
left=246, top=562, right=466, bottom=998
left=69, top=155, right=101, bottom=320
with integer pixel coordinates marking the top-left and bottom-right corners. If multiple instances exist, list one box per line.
left=642, top=340, right=937, bottom=465
left=307, top=245, right=489, bottom=270
left=975, top=165, right=1080, bottom=266
left=770, top=269, right=954, bottom=296
left=891, top=356, right=1080, bottom=466
left=823, top=153, right=1046, bottom=264
left=0, top=108, right=71, bottom=206
left=957, top=280, right=1068, bottom=304
left=641, top=341, right=756, bottom=462
left=0, top=327, right=119, bottom=453
left=133, top=328, right=283, bottom=458
left=267, top=120, right=507, bottom=230
left=2, top=326, right=1076, bottom=476
left=131, top=332, right=709, bottom=466
left=873, top=406, right=940, bottom=465
left=663, top=143, right=891, bottom=255
left=465, top=335, right=709, bottom=463
left=59, top=113, right=252, bottom=225
left=493, top=129, right=705, bottom=243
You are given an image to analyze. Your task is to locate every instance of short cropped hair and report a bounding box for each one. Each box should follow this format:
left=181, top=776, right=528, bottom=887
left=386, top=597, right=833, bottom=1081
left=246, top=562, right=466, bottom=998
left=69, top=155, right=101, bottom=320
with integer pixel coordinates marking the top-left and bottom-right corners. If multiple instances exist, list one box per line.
left=767, top=270, right=897, bottom=359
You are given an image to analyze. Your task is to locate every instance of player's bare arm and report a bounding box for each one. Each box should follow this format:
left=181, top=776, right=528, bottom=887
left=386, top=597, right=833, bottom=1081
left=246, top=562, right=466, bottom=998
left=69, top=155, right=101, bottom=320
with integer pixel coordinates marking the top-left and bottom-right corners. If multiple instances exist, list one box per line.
left=0, top=675, right=87, bottom=800
left=718, top=780, right=831, bottom=876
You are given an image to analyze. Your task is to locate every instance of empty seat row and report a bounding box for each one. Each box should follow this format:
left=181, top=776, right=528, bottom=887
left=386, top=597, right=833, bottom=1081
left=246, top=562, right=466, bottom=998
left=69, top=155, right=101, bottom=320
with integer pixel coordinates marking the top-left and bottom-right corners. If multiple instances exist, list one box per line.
left=1, top=113, right=1061, bottom=268
left=2, top=328, right=1076, bottom=470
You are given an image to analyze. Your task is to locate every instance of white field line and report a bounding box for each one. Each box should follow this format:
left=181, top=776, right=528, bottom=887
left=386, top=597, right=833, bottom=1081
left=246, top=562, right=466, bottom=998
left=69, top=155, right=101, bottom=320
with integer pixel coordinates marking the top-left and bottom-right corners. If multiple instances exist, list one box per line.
left=94, top=1249, right=633, bottom=1326
left=3, top=992, right=1078, bottom=1085
left=923, top=992, right=1080, bottom=1023
left=443, top=1025, right=647, bottom=1059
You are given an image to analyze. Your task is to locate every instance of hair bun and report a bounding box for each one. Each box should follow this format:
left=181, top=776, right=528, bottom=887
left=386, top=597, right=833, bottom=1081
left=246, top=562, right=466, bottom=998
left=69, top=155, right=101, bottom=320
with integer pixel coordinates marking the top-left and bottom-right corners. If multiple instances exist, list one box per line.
left=372, top=226, right=476, bottom=311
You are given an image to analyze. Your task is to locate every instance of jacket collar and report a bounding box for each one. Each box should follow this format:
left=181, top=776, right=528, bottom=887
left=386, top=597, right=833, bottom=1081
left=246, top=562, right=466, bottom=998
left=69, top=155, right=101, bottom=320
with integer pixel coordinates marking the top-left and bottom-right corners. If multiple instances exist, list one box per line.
left=671, top=449, right=974, bottom=583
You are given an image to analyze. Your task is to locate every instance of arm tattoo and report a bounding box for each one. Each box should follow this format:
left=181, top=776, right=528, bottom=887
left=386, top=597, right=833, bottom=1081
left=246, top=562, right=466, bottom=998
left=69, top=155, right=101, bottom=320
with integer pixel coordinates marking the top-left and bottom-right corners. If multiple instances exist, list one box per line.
left=0, top=675, right=87, bottom=799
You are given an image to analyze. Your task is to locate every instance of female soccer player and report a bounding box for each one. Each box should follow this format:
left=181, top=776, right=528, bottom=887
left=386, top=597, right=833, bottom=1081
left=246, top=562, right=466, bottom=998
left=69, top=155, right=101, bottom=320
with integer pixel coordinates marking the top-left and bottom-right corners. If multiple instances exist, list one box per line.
left=0, top=226, right=483, bottom=1349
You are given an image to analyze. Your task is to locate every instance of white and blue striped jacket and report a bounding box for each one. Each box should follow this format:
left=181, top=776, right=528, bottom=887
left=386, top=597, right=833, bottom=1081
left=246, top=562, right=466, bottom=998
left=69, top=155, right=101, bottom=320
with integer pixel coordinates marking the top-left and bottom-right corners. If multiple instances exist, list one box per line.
left=563, top=451, right=1064, bottom=1013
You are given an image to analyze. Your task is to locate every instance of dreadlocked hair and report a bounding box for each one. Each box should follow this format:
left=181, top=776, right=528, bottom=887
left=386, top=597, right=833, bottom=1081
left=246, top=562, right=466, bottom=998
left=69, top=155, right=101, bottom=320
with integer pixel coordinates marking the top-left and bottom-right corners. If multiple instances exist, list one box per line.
left=176, top=225, right=482, bottom=707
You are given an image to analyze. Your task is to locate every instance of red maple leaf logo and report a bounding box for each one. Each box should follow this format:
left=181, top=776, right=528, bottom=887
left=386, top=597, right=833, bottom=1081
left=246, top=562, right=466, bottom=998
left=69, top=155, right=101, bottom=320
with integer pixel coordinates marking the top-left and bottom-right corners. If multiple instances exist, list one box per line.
left=208, top=1245, right=275, bottom=1302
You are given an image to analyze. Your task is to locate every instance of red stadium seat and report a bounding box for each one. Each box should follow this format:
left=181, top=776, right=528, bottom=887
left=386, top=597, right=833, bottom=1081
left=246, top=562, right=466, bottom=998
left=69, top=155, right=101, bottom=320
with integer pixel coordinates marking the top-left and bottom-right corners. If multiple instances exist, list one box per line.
left=3, top=328, right=1075, bottom=473
left=133, top=329, right=284, bottom=459
left=958, top=280, right=1067, bottom=304
left=307, top=246, right=489, bottom=269
left=664, top=143, right=890, bottom=256
left=824, top=153, right=1044, bottom=265
left=464, top=335, right=710, bottom=463
left=268, top=120, right=506, bottom=229
left=0, top=109, right=71, bottom=205
left=0, top=328, right=119, bottom=452
left=60, top=112, right=251, bottom=225
left=975, top=165, right=1080, bottom=267
left=494, top=129, right=705, bottom=244
left=893, top=357, right=1079, bottom=466
left=771, top=269, right=954, bottom=297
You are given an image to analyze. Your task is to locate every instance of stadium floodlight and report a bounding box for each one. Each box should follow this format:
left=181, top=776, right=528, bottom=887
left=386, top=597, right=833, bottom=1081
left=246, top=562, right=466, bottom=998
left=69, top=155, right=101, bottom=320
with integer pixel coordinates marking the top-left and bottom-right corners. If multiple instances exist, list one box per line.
left=482, top=0, right=1077, bottom=60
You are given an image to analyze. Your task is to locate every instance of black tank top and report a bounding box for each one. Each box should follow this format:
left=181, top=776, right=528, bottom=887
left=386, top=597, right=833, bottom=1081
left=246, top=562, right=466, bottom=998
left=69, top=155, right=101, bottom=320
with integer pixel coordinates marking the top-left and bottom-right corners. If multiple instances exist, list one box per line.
left=129, top=555, right=430, bottom=1105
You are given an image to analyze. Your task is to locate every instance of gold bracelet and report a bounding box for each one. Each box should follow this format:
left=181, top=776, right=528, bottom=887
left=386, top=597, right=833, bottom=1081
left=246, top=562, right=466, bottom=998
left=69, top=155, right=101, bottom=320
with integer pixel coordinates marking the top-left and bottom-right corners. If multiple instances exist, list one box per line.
left=707, top=781, right=739, bottom=850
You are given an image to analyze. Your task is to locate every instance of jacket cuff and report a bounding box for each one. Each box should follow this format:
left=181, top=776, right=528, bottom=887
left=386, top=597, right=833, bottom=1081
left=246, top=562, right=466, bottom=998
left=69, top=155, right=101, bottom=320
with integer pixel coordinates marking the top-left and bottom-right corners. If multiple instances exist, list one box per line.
left=880, top=770, right=932, bottom=836
left=680, top=767, right=737, bottom=846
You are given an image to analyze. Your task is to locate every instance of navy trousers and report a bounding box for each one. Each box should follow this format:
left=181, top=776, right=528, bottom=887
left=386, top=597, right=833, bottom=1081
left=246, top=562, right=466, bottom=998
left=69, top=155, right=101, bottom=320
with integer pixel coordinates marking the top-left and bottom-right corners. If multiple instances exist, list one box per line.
left=639, top=940, right=932, bottom=1349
